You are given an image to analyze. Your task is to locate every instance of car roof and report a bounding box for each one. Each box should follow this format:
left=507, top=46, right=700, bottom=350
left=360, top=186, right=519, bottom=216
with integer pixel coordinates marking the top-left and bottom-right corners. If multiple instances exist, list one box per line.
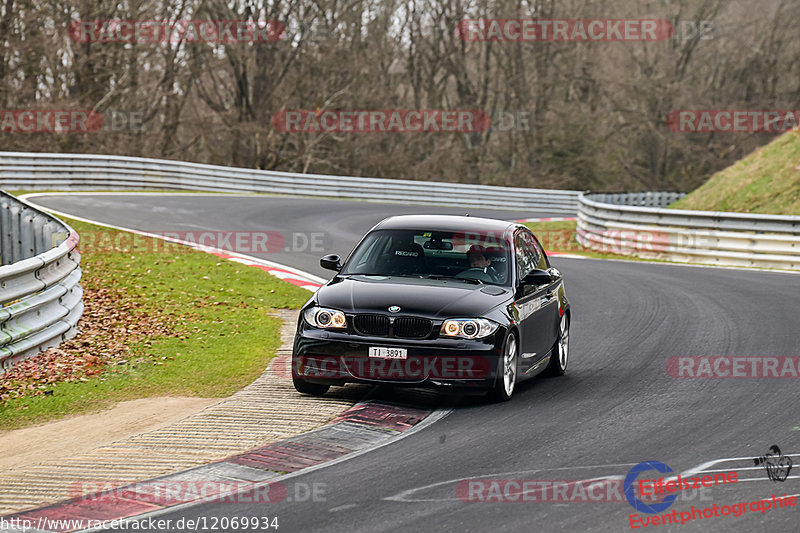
left=372, top=214, right=519, bottom=234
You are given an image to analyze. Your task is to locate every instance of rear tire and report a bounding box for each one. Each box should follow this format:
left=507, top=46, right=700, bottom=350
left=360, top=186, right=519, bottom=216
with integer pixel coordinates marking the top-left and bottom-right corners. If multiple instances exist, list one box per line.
left=293, top=377, right=330, bottom=396
left=544, top=313, right=569, bottom=377
left=489, top=332, right=518, bottom=402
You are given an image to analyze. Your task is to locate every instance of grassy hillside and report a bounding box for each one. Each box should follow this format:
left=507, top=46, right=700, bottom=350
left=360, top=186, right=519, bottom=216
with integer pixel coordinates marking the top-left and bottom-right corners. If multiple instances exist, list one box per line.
left=670, top=130, right=800, bottom=215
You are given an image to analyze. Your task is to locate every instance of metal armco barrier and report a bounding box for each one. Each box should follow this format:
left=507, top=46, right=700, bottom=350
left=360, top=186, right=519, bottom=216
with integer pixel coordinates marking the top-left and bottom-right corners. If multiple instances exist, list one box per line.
left=0, top=191, right=82, bottom=371
left=1, top=151, right=796, bottom=375
left=0, top=152, right=582, bottom=213
left=578, top=193, right=800, bottom=269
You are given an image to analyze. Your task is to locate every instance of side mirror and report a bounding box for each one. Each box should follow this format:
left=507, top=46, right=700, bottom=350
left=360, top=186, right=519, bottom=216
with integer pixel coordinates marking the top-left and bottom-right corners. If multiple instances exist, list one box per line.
left=320, top=254, right=342, bottom=271
left=547, top=267, right=562, bottom=280
left=521, top=268, right=553, bottom=286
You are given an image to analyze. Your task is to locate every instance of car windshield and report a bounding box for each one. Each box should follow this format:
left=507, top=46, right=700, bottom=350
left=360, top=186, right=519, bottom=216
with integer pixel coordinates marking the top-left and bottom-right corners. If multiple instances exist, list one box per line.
left=341, top=229, right=512, bottom=285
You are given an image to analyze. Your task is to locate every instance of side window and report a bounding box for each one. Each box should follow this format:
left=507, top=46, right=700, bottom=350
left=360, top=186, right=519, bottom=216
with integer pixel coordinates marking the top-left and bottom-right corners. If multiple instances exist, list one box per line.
left=531, top=235, right=548, bottom=270
left=515, top=231, right=539, bottom=279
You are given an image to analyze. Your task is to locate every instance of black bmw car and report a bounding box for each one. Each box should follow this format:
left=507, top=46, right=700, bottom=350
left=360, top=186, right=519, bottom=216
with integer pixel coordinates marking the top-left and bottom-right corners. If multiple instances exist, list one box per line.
left=291, top=215, right=570, bottom=401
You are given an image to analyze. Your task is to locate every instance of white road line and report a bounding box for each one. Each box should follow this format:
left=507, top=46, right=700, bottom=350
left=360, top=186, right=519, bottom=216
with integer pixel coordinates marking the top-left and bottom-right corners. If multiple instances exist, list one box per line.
left=329, top=503, right=358, bottom=512
left=19, top=193, right=327, bottom=291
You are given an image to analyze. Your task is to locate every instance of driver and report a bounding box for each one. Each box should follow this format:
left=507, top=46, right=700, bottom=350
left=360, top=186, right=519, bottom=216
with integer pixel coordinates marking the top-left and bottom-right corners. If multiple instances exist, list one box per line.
left=468, top=245, right=491, bottom=268
left=466, top=245, right=499, bottom=282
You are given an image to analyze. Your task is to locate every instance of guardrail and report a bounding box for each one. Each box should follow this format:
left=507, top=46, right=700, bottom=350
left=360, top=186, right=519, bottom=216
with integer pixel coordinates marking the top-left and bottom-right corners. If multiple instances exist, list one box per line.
left=577, top=193, right=800, bottom=270
left=0, top=191, right=82, bottom=371
left=0, top=152, right=582, bottom=213
left=2, top=151, right=795, bottom=374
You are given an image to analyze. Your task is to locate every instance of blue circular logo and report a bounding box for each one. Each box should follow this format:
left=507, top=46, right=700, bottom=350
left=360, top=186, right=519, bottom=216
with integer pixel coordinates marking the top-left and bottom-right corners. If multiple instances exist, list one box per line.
left=388, top=306, right=401, bottom=313
left=624, top=461, right=677, bottom=514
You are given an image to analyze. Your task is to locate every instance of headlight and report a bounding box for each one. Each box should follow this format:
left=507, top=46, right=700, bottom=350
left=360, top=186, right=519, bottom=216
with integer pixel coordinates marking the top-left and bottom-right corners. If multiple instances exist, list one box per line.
left=304, top=307, right=347, bottom=329
left=440, top=318, right=499, bottom=339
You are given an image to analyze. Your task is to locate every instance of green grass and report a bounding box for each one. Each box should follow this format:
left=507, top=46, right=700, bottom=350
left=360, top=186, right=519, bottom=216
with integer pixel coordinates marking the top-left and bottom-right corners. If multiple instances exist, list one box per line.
left=0, top=218, right=311, bottom=429
left=670, top=130, right=800, bottom=215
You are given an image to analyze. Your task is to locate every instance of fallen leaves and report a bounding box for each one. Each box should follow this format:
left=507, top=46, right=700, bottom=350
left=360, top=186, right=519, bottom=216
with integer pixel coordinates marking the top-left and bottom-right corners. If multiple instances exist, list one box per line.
left=0, top=270, right=177, bottom=403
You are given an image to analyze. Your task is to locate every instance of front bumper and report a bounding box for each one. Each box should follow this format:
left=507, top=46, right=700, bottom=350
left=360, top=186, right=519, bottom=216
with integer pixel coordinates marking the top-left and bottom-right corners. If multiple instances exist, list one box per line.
left=292, top=323, right=506, bottom=391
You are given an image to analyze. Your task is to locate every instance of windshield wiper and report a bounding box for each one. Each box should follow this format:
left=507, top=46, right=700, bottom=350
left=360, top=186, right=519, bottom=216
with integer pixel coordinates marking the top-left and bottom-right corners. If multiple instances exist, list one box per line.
left=344, top=272, right=387, bottom=276
left=422, top=274, right=483, bottom=285
left=345, top=273, right=481, bottom=284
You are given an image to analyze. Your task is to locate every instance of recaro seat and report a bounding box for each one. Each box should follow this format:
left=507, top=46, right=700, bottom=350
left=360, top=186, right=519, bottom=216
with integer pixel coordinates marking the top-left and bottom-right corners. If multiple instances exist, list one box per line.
left=385, top=242, right=426, bottom=275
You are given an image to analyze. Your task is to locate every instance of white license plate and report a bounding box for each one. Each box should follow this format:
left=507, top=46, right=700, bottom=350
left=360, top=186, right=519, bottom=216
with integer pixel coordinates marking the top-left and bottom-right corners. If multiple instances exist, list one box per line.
left=369, top=347, right=407, bottom=359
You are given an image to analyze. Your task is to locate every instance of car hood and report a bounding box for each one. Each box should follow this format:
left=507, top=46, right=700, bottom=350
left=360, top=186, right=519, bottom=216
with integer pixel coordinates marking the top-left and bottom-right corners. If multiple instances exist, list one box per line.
left=315, top=275, right=512, bottom=317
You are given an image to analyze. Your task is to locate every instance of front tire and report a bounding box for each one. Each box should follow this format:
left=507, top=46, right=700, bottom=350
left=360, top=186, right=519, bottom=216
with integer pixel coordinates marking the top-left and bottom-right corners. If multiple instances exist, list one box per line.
left=293, top=377, right=330, bottom=396
left=489, top=332, right=518, bottom=402
left=544, top=313, right=569, bottom=377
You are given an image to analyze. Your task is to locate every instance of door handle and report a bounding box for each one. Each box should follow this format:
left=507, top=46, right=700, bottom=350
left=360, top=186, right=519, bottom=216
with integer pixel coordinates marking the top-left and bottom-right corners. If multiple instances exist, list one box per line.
left=546, top=281, right=561, bottom=298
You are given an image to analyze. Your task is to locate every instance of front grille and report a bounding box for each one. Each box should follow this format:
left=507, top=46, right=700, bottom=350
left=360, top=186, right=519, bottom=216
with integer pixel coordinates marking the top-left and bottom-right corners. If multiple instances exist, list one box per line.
left=354, top=314, right=390, bottom=336
left=394, top=317, right=433, bottom=338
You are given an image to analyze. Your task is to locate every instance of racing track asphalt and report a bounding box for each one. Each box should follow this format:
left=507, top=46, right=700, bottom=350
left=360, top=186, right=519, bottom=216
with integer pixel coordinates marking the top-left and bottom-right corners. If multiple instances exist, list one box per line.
left=30, top=194, right=800, bottom=532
